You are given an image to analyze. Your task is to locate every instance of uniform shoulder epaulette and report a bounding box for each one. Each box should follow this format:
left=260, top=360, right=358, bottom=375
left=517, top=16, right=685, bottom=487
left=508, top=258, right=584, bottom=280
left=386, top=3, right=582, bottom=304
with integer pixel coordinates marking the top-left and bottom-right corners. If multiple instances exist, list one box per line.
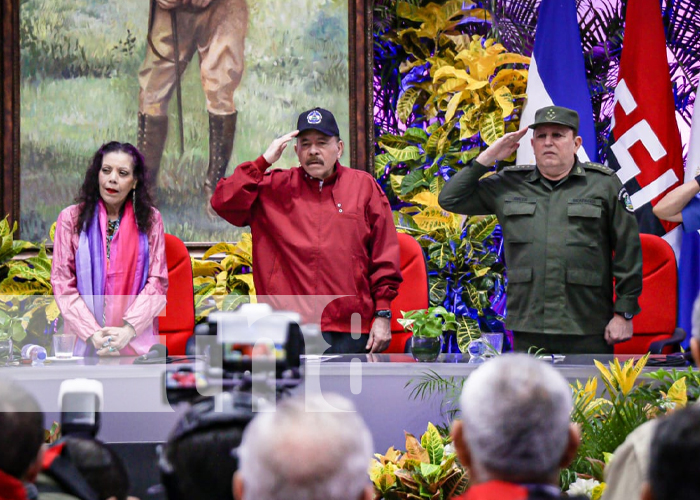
left=582, top=162, right=614, bottom=175
left=502, top=164, right=535, bottom=172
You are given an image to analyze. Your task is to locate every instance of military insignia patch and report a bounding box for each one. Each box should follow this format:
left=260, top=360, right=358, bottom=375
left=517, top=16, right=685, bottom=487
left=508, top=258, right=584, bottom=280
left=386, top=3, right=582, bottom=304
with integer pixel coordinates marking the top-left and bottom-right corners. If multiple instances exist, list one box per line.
left=307, top=110, right=322, bottom=124
left=618, top=187, right=634, bottom=213
left=545, top=108, right=557, bottom=121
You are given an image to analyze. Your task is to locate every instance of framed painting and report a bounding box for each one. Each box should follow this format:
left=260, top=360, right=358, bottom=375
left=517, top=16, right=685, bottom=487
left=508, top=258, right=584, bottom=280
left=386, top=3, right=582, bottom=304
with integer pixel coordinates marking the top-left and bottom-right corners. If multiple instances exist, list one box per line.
left=1, top=0, right=373, bottom=243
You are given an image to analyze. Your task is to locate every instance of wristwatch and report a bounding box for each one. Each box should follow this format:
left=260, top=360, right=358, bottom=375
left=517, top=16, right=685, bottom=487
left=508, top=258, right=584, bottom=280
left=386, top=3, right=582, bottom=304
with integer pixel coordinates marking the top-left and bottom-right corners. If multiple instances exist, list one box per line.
left=374, top=310, right=392, bottom=319
left=620, top=312, right=635, bottom=320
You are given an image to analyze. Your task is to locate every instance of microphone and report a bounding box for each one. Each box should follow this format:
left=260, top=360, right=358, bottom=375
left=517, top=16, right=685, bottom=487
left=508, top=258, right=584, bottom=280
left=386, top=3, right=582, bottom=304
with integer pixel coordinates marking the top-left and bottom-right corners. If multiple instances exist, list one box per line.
left=134, top=344, right=168, bottom=364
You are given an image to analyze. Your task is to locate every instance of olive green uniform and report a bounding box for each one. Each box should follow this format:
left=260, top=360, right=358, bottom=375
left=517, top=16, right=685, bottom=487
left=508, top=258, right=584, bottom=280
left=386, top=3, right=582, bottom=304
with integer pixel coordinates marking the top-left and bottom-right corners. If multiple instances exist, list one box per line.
left=438, top=158, right=643, bottom=347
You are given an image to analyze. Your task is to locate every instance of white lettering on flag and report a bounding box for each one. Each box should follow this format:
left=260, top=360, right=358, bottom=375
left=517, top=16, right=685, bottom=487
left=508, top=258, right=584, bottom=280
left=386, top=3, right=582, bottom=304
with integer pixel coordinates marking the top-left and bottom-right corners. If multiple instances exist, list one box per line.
left=612, top=120, right=667, bottom=184
left=630, top=168, right=679, bottom=209
left=615, top=79, right=638, bottom=117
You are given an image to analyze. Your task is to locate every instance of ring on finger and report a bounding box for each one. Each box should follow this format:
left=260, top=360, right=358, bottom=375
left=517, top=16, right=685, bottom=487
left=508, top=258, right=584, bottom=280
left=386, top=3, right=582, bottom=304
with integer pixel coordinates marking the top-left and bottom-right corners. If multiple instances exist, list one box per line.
left=102, top=340, right=110, bottom=348
left=108, top=346, right=116, bottom=353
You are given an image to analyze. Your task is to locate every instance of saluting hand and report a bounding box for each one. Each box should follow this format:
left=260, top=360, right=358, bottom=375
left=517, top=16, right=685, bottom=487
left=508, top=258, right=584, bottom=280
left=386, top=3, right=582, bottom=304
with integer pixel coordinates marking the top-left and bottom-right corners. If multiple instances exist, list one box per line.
left=263, top=131, right=299, bottom=165
left=475, top=127, right=528, bottom=166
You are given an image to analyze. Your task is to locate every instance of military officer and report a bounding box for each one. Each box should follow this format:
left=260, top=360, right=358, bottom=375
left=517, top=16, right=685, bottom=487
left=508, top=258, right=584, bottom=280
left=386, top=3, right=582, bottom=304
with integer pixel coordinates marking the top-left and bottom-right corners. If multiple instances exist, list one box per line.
left=439, top=105, right=643, bottom=354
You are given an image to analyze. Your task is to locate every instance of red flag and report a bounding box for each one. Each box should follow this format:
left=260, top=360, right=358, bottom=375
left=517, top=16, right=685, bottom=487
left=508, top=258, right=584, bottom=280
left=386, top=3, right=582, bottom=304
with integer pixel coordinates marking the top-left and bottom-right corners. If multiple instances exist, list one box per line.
left=610, top=0, right=683, bottom=235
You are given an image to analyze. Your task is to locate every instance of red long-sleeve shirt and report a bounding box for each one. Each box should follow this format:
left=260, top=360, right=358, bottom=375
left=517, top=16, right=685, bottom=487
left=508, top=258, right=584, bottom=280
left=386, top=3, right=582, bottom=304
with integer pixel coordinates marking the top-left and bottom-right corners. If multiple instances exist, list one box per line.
left=211, top=156, right=402, bottom=333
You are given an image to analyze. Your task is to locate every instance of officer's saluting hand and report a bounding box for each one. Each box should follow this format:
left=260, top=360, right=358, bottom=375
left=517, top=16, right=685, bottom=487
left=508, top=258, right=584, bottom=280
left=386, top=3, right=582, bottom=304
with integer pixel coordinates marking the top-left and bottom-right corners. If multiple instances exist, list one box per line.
left=475, top=127, right=528, bottom=167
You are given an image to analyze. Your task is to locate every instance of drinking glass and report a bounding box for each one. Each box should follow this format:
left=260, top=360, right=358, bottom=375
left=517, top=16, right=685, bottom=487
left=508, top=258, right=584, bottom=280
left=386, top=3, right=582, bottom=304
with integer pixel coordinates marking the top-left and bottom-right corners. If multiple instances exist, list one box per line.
left=481, top=333, right=504, bottom=357
left=0, top=338, right=13, bottom=365
left=53, top=334, right=77, bottom=358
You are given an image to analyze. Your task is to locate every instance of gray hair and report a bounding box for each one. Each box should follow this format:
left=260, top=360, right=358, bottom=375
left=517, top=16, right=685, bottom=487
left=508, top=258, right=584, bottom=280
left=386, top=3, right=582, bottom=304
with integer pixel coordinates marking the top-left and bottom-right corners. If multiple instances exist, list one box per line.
left=459, top=354, right=573, bottom=480
left=237, top=393, right=373, bottom=500
left=692, top=294, right=700, bottom=341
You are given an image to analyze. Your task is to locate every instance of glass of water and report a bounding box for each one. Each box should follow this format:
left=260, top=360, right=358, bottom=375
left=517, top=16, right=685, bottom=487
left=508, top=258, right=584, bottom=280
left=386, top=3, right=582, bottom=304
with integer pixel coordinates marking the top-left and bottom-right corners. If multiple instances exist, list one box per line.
left=0, top=338, right=13, bottom=365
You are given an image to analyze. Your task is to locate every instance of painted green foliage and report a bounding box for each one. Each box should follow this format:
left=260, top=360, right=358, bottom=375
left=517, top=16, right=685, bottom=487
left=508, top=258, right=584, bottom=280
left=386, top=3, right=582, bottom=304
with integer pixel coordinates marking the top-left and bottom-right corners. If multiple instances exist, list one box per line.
left=19, top=0, right=350, bottom=243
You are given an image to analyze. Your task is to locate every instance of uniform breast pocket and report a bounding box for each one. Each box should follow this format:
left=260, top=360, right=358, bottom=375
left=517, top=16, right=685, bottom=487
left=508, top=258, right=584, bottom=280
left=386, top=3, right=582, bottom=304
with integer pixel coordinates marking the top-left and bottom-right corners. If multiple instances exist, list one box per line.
left=502, top=199, right=536, bottom=243
left=567, top=202, right=602, bottom=247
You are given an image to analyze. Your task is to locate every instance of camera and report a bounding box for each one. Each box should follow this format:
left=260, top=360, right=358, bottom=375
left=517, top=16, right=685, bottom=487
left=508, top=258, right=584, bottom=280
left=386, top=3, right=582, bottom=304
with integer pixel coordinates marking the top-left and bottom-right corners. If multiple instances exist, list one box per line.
left=58, top=379, right=104, bottom=438
left=164, top=304, right=313, bottom=405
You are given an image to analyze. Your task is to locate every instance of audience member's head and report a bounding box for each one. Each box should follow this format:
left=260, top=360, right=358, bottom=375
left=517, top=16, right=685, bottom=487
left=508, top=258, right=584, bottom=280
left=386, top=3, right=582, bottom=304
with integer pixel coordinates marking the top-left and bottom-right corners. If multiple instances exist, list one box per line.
left=234, top=393, right=374, bottom=500
left=161, top=393, right=251, bottom=500
left=0, top=380, right=45, bottom=482
left=452, top=354, right=578, bottom=485
left=62, top=437, right=130, bottom=500
left=643, top=405, right=700, bottom=500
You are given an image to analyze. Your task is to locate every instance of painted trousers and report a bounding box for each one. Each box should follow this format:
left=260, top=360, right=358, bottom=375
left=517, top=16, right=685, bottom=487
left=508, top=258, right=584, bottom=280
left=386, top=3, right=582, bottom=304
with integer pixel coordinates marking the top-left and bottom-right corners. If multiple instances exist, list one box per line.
left=138, top=0, right=248, bottom=116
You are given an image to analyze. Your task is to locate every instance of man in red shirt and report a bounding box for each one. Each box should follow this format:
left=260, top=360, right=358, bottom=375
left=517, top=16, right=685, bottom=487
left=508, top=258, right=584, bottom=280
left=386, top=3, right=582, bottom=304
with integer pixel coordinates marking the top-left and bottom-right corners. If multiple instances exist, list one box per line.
left=211, top=108, right=402, bottom=353
left=450, top=354, right=587, bottom=500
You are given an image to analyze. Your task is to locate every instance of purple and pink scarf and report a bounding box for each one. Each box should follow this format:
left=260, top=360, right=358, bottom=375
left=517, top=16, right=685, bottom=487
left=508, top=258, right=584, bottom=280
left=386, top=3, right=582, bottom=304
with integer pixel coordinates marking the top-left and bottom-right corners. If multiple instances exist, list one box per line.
left=75, top=199, right=149, bottom=356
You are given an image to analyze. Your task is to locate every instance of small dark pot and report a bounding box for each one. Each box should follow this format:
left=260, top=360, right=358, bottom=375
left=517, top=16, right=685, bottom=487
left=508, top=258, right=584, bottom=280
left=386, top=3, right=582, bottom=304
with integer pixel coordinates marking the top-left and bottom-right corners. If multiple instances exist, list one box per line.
left=410, top=335, right=443, bottom=362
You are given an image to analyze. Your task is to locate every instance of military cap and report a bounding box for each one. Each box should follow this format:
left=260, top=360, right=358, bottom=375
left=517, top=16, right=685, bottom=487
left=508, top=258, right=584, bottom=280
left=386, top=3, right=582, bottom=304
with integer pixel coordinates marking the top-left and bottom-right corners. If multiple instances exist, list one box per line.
left=528, top=105, right=579, bottom=135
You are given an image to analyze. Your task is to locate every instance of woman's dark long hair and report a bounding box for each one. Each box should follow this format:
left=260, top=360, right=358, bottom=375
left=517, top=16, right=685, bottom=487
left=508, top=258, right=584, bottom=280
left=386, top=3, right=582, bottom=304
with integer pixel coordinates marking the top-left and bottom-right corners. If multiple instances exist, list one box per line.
left=75, top=141, right=156, bottom=234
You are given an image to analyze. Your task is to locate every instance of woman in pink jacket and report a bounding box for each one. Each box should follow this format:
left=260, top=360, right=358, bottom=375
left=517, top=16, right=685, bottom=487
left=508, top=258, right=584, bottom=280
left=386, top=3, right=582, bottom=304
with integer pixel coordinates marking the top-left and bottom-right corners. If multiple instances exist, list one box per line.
left=51, top=142, right=168, bottom=357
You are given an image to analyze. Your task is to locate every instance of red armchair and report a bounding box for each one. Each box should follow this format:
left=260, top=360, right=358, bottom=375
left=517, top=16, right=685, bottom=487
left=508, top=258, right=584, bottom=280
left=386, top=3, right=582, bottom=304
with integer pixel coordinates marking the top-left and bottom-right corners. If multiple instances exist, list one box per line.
left=385, top=233, right=429, bottom=353
left=159, top=233, right=195, bottom=355
left=614, top=233, right=686, bottom=355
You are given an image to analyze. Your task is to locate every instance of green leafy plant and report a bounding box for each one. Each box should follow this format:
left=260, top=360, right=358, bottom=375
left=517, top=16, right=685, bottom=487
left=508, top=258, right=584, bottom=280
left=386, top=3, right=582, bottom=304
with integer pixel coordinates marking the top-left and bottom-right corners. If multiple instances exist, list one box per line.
left=399, top=306, right=458, bottom=338
left=0, top=310, right=25, bottom=345
left=375, top=0, right=530, bottom=187
left=370, top=422, right=469, bottom=500
left=0, top=217, right=36, bottom=280
left=394, top=203, right=505, bottom=346
left=0, top=217, right=58, bottom=350
left=638, top=366, right=700, bottom=402
left=373, top=1, right=524, bottom=339
left=402, top=355, right=700, bottom=492
left=191, top=234, right=255, bottom=323
left=564, top=355, right=692, bottom=489
left=375, top=0, right=700, bottom=166
left=406, top=369, right=465, bottom=424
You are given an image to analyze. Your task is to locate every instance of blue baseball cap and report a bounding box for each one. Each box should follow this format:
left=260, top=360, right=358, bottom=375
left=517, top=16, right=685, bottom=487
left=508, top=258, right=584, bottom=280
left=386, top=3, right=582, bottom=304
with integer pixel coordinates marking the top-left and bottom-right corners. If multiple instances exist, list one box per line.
left=296, top=108, right=340, bottom=138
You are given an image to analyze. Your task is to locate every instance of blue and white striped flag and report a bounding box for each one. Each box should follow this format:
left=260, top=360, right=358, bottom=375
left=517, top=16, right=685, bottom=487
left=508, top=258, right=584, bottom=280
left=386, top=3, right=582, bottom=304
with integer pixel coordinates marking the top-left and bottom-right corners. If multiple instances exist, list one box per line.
left=516, top=0, right=597, bottom=165
left=677, top=81, right=700, bottom=348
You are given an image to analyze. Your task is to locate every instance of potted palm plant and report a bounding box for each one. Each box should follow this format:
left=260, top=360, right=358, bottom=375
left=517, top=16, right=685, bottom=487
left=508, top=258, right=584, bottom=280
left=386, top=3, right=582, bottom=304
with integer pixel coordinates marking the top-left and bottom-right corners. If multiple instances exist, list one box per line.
left=399, top=306, right=459, bottom=362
